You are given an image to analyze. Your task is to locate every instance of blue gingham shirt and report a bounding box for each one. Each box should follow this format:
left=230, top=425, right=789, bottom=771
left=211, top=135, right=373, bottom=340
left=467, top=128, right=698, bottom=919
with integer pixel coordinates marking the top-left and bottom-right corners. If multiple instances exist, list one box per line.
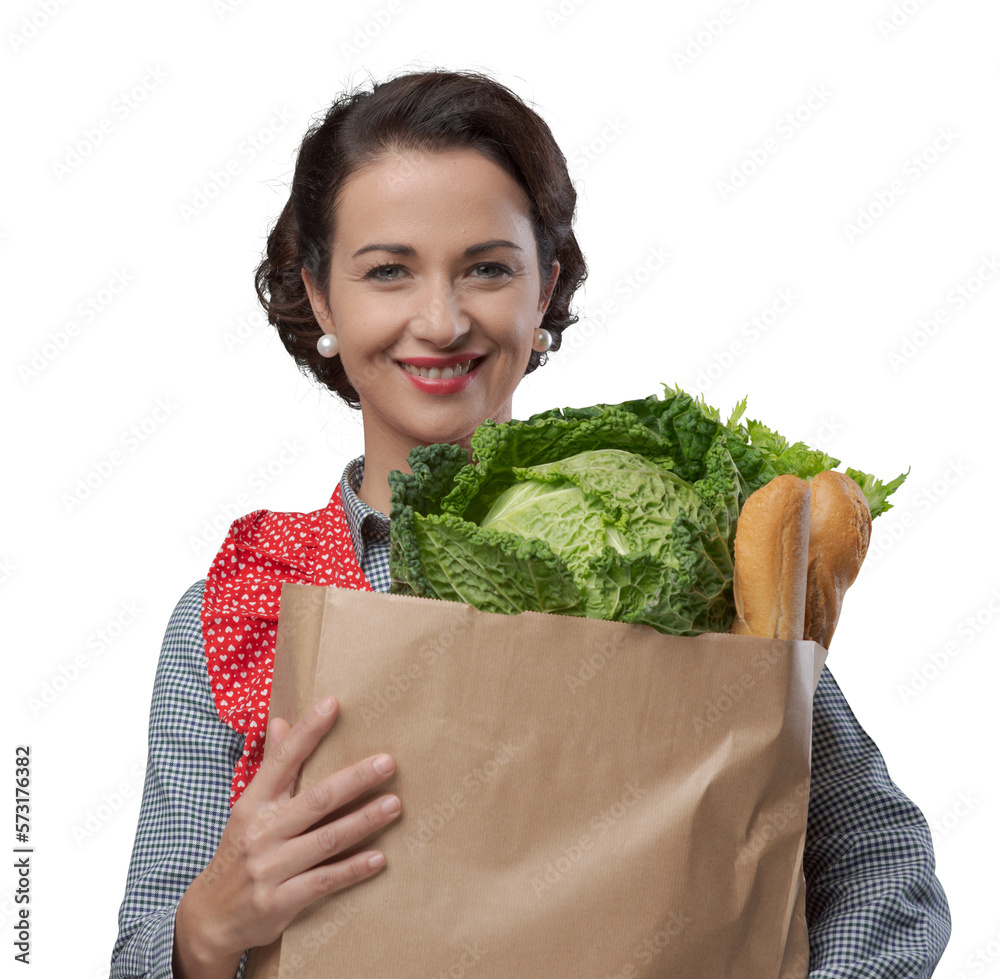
left=110, top=456, right=950, bottom=978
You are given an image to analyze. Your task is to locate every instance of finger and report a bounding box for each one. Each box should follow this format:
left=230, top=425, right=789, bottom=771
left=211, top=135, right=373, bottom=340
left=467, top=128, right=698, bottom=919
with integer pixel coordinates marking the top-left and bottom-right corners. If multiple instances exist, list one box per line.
left=250, top=697, right=340, bottom=799
left=264, top=717, right=291, bottom=753
left=280, top=792, right=401, bottom=880
left=283, top=753, right=397, bottom=838
left=276, top=848, right=388, bottom=911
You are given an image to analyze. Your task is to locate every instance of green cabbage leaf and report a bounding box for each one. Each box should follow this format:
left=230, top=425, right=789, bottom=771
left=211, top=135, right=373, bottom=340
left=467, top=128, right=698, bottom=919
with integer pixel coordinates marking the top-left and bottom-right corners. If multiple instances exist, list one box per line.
left=388, top=385, right=905, bottom=636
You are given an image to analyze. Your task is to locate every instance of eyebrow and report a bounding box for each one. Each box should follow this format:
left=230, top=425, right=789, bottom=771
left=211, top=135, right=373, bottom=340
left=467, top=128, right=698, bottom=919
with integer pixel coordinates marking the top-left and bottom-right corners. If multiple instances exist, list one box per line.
left=351, top=239, right=523, bottom=259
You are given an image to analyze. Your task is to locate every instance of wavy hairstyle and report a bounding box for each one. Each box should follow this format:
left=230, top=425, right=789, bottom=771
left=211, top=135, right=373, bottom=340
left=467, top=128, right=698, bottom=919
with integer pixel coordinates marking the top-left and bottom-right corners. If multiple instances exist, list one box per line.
left=255, top=69, right=588, bottom=407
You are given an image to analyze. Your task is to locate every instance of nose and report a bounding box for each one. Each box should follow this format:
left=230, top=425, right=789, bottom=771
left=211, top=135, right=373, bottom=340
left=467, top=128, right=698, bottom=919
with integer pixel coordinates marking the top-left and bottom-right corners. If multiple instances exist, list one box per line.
left=408, top=275, right=471, bottom=348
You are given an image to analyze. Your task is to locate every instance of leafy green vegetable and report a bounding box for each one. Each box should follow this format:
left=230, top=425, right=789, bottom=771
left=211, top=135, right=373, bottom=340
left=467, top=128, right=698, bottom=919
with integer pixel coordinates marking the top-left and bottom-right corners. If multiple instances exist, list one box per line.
left=388, top=385, right=906, bottom=635
left=843, top=467, right=910, bottom=520
left=480, top=449, right=714, bottom=623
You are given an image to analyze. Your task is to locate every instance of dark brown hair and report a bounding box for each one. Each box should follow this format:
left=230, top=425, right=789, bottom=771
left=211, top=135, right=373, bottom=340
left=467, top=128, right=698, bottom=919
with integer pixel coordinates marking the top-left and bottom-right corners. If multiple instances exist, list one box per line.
left=255, top=68, right=588, bottom=408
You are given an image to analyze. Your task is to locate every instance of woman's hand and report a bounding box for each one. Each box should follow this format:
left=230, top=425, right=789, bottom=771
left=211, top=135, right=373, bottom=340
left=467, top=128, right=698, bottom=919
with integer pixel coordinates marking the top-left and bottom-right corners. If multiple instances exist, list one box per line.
left=172, top=696, right=400, bottom=979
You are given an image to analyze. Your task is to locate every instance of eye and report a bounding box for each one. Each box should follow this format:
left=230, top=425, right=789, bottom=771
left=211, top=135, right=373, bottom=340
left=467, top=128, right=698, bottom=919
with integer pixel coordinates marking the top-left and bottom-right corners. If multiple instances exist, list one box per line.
left=361, top=261, right=514, bottom=282
left=362, top=262, right=405, bottom=281
left=471, top=262, right=514, bottom=279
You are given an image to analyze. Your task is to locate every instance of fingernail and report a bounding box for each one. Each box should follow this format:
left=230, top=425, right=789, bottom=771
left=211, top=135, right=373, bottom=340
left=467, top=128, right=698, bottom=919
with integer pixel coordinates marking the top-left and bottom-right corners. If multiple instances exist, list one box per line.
left=380, top=795, right=401, bottom=815
left=373, top=754, right=394, bottom=775
left=317, top=696, right=336, bottom=715
left=368, top=852, right=386, bottom=870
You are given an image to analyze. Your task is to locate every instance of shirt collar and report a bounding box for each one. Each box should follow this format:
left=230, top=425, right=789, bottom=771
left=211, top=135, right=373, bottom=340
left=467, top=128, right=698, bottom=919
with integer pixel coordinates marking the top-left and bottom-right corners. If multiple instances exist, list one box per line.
left=339, top=455, right=391, bottom=568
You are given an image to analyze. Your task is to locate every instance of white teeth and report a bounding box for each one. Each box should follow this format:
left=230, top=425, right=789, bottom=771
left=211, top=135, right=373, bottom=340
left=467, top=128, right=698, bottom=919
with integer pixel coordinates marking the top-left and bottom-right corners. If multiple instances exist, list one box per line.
left=401, top=359, right=476, bottom=379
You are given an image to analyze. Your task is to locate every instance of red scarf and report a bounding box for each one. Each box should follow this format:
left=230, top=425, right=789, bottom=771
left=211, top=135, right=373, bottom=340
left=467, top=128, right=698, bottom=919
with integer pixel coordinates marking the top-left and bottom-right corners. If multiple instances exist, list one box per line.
left=200, top=484, right=373, bottom=805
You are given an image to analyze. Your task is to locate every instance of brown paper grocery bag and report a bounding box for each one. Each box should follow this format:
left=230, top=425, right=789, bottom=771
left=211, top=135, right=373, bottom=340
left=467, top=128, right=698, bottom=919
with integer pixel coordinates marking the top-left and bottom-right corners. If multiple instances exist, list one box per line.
left=244, top=584, right=826, bottom=979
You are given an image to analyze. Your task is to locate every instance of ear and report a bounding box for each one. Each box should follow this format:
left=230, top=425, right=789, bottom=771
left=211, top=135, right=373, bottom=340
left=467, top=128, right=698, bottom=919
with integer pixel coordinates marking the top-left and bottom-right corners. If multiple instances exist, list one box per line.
left=301, top=267, right=332, bottom=326
left=538, top=260, right=561, bottom=318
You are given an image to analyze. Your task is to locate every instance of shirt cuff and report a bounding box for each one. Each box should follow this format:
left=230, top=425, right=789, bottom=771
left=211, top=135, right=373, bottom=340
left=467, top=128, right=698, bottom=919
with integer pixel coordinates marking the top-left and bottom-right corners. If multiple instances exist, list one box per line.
left=115, top=905, right=248, bottom=979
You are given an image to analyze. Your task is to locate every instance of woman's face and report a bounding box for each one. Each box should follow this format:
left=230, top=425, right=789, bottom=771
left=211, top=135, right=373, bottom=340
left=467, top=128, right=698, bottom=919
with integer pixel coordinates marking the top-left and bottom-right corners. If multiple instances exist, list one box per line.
left=303, top=148, right=560, bottom=458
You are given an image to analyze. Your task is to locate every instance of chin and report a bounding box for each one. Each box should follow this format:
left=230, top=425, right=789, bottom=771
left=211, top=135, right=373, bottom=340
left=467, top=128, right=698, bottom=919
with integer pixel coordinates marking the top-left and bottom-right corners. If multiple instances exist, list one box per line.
left=412, top=402, right=508, bottom=446
left=414, top=425, right=477, bottom=450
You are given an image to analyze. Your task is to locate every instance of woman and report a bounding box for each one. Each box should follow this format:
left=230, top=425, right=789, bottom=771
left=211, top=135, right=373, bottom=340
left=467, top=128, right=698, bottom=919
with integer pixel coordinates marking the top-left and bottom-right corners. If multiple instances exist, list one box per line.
left=111, top=69, right=950, bottom=978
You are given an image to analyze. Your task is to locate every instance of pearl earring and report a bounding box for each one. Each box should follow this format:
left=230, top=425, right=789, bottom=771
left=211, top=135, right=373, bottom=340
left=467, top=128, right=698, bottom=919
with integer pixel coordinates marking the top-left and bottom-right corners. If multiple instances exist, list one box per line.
left=316, top=333, right=339, bottom=358
left=532, top=328, right=553, bottom=353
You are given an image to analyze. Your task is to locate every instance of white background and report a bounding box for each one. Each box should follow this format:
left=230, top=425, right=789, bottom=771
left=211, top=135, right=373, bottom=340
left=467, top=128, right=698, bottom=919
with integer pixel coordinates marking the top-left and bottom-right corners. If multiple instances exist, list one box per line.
left=3, top=0, right=998, bottom=975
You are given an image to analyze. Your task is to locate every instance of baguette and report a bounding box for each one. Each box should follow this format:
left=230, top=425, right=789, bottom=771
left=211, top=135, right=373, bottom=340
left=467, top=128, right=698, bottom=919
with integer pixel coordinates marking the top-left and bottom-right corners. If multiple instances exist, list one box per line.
left=803, top=470, right=872, bottom=649
left=730, top=474, right=811, bottom=641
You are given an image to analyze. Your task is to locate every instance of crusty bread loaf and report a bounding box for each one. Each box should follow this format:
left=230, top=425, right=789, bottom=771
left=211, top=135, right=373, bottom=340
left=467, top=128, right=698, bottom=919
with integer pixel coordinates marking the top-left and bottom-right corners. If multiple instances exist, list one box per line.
left=803, top=470, right=872, bottom=649
left=730, top=474, right=811, bottom=641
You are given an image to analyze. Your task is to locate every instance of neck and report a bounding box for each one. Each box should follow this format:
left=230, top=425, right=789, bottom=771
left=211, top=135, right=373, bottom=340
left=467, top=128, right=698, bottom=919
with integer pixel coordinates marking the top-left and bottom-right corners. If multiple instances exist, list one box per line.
left=357, top=430, right=483, bottom=517
left=356, top=401, right=514, bottom=516
left=358, top=427, right=475, bottom=517
left=357, top=440, right=407, bottom=516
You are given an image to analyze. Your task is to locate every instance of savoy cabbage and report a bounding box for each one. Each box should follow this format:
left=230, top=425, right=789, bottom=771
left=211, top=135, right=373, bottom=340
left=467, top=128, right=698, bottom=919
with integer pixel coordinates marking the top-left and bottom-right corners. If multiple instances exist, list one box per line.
left=387, top=385, right=905, bottom=636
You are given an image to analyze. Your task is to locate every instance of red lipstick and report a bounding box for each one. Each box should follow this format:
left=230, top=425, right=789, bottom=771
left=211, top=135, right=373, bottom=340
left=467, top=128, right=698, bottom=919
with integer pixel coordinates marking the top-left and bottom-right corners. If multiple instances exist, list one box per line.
left=397, top=354, right=485, bottom=368
left=397, top=356, right=484, bottom=395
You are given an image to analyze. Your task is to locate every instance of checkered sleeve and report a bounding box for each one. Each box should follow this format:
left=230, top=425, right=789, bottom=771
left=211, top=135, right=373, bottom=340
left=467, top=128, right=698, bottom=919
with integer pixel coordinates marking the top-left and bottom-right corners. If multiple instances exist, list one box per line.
left=804, top=665, right=951, bottom=977
left=110, top=580, right=249, bottom=979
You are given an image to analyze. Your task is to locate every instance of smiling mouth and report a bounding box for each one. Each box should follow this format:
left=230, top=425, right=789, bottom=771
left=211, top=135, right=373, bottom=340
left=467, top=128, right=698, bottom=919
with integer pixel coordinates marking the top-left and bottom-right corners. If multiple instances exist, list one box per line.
left=399, top=358, right=482, bottom=380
